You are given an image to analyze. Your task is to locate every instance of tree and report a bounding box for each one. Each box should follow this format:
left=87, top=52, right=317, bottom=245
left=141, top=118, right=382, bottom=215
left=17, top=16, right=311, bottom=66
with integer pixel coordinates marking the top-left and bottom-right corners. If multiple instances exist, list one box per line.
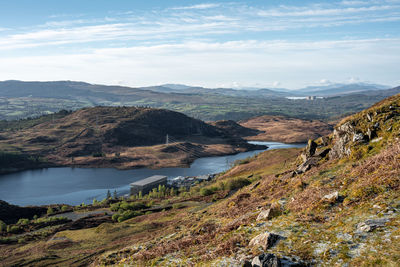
left=106, top=190, right=111, bottom=199
left=47, top=207, right=54, bottom=215
left=0, top=220, right=6, bottom=232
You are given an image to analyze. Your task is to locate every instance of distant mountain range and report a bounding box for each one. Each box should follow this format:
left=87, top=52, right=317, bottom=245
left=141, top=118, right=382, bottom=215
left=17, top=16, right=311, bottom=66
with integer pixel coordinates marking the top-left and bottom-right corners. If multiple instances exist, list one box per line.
left=152, top=82, right=392, bottom=97
left=0, top=80, right=398, bottom=121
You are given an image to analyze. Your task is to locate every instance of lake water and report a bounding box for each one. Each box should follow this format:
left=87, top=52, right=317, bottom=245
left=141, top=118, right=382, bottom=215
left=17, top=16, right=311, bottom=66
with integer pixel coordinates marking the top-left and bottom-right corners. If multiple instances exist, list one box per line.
left=0, top=142, right=304, bottom=206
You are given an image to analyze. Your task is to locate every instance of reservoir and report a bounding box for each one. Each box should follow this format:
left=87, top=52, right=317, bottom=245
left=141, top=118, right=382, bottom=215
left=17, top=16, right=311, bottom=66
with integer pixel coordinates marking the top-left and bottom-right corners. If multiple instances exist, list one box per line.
left=0, top=142, right=304, bottom=206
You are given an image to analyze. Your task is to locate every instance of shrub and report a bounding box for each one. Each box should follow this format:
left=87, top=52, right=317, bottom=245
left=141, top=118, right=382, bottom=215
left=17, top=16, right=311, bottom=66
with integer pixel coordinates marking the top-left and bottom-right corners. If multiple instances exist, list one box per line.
left=61, top=205, right=69, bottom=212
left=16, top=218, right=30, bottom=225
left=116, top=210, right=143, bottom=222
left=33, top=216, right=68, bottom=224
left=47, top=207, right=54, bottom=215
left=200, top=188, right=213, bottom=196
left=7, top=225, right=21, bottom=234
left=0, top=220, right=6, bottom=232
left=225, top=177, right=251, bottom=191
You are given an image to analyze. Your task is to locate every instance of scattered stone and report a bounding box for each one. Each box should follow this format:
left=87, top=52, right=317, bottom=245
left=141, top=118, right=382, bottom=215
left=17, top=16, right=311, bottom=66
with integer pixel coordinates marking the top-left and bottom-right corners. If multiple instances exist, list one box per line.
left=387, top=126, right=392, bottom=132
left=366, top=113, right=372, bottom=121
left=249, top=232, right=283, bottom=250
left=373, top=122, right=380, bottom=129
left=356, top=218, right=389, bottom=233
left=322, top=191, right=339, bottom=203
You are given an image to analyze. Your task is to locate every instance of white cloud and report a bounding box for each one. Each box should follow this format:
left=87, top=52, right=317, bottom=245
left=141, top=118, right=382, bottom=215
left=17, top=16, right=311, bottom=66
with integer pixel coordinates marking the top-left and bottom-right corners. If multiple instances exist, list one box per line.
left=170, top=3, right=220, bottom=10
left=0, top=38, right=399, bottom=88
left=257, top=5, right=396, bottom=17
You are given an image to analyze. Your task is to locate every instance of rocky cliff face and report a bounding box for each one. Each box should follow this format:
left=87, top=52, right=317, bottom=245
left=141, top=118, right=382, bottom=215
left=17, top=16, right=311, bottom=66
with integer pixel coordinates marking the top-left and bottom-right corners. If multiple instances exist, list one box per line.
left=329, top=94, right=399, bottom=159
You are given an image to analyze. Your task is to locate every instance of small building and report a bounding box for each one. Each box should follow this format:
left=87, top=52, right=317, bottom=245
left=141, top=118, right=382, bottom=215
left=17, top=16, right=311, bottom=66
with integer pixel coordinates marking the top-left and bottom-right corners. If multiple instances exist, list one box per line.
left=130, top=175, right=168, bottom=196
left=306, top=96, right=316, bottom=100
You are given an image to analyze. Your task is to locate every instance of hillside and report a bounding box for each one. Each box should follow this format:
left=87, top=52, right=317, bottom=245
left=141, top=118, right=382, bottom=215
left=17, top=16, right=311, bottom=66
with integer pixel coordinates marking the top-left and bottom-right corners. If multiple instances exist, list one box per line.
left=0, top=80, right=399, bottom=122
left=240, top=116, right=333, bottom=143
left=0, top=95, right=398, bottom=266
left=0, top=106, right=263, bottom=172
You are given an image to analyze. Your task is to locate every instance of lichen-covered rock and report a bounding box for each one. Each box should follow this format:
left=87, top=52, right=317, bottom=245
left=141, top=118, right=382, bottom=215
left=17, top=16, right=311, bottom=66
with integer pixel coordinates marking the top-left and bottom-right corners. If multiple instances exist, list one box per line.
left=251, top=253, right=308, bottom=267
left=249, top=232, right=283, bottom=250
left=329, top=121, right=355, bottom=159
left=356, top=218, right=389, bottom=233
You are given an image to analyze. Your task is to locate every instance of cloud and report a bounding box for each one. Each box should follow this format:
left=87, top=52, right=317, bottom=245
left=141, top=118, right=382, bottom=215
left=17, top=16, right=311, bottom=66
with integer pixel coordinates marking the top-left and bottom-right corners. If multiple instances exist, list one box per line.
left=0, top=38, right=399, bottom=88
left=170, top=3, right=220, bottom=10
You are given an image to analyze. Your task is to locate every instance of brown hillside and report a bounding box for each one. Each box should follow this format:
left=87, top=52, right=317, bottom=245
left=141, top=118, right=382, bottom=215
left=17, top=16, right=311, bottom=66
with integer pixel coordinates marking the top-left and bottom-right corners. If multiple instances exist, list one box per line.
left=240, top=115, right=333, bottom=143
left=0, top=107, right=264, bottom=171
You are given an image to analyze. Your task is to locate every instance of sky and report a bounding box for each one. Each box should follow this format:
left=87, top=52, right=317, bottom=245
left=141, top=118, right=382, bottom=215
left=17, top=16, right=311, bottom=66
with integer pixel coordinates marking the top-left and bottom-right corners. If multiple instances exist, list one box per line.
left=0, top=0, right=399, bottom=89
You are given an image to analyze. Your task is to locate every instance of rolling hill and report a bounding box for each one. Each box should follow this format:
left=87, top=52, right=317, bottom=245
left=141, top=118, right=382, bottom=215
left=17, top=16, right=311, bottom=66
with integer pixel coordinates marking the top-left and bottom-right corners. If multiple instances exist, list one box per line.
left=0, top=106, right=264, bottom=172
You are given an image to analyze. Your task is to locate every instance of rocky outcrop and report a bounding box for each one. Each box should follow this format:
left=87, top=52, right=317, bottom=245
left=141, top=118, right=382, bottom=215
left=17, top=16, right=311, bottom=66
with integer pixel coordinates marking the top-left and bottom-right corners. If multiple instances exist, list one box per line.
left=329, top=121, right=355, bottom=159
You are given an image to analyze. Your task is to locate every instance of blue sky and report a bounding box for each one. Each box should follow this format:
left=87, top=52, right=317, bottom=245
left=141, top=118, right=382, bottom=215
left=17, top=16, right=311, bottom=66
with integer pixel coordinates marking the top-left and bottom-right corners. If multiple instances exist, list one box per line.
left=0, top=0, right=399, bottom=89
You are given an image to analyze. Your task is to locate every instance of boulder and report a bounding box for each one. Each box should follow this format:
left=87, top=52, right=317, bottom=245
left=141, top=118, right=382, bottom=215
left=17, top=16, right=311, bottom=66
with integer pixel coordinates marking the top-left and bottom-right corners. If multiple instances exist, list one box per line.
left=366, top=113, right=372, bottom=122
left=252, top=253, right=280, bottom=267
left=251, top=253, right=308, bottom=267
left=257, top=205, right=282, bottom=221
left=249, top=232, right=283, bottom=250
left=356, top=218, right=389, bottom=233
left=321, top=191, right=339, bottom=203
